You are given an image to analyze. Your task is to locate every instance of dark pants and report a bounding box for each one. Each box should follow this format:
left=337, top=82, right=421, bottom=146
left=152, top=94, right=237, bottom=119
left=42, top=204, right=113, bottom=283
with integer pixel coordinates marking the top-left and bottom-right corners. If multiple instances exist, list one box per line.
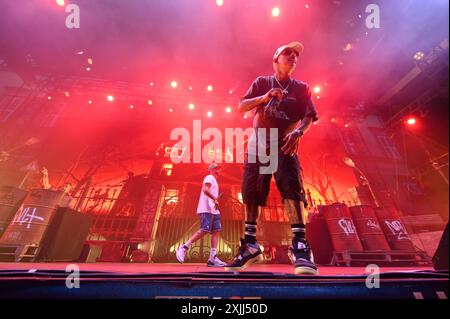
left=242, top=150, right=307, bottom=207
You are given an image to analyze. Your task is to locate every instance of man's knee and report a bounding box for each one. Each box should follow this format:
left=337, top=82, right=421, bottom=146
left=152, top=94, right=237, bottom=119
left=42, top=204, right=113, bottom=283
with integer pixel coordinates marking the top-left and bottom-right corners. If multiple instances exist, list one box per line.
left=197, top=229, right=209, bottom=235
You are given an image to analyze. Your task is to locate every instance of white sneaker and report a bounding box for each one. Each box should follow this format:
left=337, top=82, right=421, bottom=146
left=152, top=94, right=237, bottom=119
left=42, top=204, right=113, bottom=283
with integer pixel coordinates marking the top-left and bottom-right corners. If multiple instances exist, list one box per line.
left=176, top=245, right=188, bottom=263
left=207, top=255, right=226, bottom=267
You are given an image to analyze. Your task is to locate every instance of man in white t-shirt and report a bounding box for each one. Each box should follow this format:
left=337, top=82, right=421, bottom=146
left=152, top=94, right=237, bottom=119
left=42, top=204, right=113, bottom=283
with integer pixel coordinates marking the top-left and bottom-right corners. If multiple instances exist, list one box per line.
left=176, top=163, right=226, bottom=267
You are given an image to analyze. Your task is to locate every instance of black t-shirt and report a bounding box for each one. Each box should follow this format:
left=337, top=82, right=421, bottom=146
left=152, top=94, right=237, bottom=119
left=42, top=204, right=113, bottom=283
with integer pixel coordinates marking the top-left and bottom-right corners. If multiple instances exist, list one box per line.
left=241, top=75, right=318, bottom=144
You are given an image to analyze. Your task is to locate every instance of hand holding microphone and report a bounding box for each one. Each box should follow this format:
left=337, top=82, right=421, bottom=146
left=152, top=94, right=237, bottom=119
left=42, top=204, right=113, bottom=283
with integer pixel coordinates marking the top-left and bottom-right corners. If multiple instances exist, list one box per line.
left=263, top=88, right=283, bottom=104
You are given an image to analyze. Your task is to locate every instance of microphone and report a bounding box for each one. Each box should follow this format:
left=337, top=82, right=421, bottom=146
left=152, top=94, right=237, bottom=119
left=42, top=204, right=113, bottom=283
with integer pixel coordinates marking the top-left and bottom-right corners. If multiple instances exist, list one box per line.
left=265, top=96, right=281, bottom=112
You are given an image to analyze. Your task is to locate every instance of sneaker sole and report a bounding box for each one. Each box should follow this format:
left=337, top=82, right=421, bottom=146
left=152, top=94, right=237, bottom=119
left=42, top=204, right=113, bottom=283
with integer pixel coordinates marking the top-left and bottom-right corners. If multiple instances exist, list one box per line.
left=224, top=254, right=264, bottom=271
left=207, top=264, right=226, bottom=267
left=294, top=266, right=318, bottom=275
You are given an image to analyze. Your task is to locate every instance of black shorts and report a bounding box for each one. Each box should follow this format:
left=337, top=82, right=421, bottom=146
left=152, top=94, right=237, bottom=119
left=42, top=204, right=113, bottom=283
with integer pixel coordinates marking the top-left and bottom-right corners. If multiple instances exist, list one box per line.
left=241, top=151, right=307, bottom=207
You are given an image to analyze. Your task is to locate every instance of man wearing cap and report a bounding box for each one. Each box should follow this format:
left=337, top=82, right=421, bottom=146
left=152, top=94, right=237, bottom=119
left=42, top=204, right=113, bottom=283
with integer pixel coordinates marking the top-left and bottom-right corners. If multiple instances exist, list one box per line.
left=176, top=163, right=226, bottom=267
left=225, top=42, right=319, bottom=275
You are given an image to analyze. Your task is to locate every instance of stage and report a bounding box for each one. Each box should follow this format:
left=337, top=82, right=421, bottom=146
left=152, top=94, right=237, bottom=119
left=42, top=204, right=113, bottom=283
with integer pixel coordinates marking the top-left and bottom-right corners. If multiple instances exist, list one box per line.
left=0, top=262, right=447, bottom=299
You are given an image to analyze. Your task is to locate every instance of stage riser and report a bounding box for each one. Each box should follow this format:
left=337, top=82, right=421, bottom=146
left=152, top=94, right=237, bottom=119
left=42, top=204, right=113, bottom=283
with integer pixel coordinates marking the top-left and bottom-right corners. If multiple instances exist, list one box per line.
left=0, top=279, right=447, bottom=299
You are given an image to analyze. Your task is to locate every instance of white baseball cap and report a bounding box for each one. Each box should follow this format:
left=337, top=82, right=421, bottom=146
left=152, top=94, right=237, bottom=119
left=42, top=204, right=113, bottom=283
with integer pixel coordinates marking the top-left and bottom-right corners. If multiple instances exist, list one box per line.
left=273, top=41, right=304, bottom=61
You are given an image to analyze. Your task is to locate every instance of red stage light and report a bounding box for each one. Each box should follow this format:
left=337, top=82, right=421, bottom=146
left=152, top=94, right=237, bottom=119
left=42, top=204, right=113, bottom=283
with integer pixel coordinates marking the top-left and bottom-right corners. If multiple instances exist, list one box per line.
left=170, top=81, right=178, bottom=88
left=47, top=96, right=52, bottom=100
left=147, top=100, right=153, bottom=105
left=149, top=82, right=154, bottom=86
left=305, top=4, right=309, bottom=9
left=344, top=124, right=349, bottom=128
left=406, top=117, right=416, bottom=125
left=188, top=86, right=193, bottom=91
left=188, top=103, right=195, bottom=110
left=86, top=67, right=91, bottom=71
left=216, top=0, right=224, bottom=7
left=331, top=118, right=336, bottom=123
left=225, top=106, right=232, bottom=113
left=313, top=86, right=321, bottom=94
left=107, top=95, right=114, bottom=102
left=207, top=85, right=213, bottom=92
left=56, top=0, right=65, bottom=7
left=129, top=105, right=134, bottom=109
left=88, top=100, right=93, bottom=104
left=207, top=111, right=213, bottom=117
left=169, top=108, right=173, bottom=112
left=272, top=7, right=280, bottom=17
left=229, top=90, right=233, bottom=94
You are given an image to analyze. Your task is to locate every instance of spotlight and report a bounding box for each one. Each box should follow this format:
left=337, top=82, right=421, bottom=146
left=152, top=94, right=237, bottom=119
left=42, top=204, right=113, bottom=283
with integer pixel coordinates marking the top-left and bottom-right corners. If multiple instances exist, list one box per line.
left=272, top=7, right=280, bottom=17
left=207, top=85, right=213, bottom=92
left=313, top=86, right=321, bottom=94
left=188, top=103, right=195, bottom=110
left=47, top=96, right=52, bottom=100
left=87, top=58, right=93, bottom=65
left=316, top=96, right=320, bottom=99
left=207, top=111, right=213, bottom=117
left=243, top=114, right=248, bottom=119
left=229, top=90, right=233, bottom=94
left=107, top=95, right=114, bottom=102
left=56, top=0, right=65, bottom=7
left=147, top=100, right=153, bottom=105
left=86, top=67, right=91, bottom=71
left=149, top=82, right=154, bottom=86
left=129, top=105, right=134, bottom=109
left=331, top=118, right=336, bottom=123
left=170, top=81, right=178, bottom=88
left=406, top=117, right=417, bottom=126
left=216, top=0, right=224, bottom=6
left=64, top=91, right=70, bottom=97
left=305, top=4, right=309, bottom=9
left=188, top=86, right=193, bottom=91
left=88, top=100, right=93, bottom=104
left=169, top=108, right=173, bottom=112
left=413, top=51, right=425, bottom=61
left=344, top=123, right=349, bottom=128
left=225, top=106, right=232, bottom=113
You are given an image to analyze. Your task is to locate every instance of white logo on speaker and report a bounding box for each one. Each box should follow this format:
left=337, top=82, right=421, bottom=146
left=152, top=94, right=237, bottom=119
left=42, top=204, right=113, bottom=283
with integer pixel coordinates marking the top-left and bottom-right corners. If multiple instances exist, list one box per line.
left=366, top=219, right=381, bottom=230
left=338, top=219, right=357, bottom=235
left=13, top=207, right=44, bottom=229
left=385, top=220, right=410, bottom=240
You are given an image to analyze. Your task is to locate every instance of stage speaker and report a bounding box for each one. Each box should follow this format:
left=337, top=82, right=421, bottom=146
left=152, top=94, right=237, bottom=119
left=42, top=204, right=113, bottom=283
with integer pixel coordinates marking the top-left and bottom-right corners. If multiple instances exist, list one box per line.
left=432, top=223, right=449, bottom=270
left=38, top=207, right=92, bottom=262
left=307, top=207, right=334, bottom=265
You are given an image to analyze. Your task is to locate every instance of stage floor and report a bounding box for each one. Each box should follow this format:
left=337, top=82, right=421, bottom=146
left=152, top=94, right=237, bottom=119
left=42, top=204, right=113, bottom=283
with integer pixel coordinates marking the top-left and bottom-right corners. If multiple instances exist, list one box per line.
left=0, top=262, right=436, bottom=275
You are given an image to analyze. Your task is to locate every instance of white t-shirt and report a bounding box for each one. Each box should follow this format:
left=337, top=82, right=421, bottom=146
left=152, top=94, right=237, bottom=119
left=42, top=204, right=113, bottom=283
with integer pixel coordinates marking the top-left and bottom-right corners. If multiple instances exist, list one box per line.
left=196, top=174, right=220, bottom=215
